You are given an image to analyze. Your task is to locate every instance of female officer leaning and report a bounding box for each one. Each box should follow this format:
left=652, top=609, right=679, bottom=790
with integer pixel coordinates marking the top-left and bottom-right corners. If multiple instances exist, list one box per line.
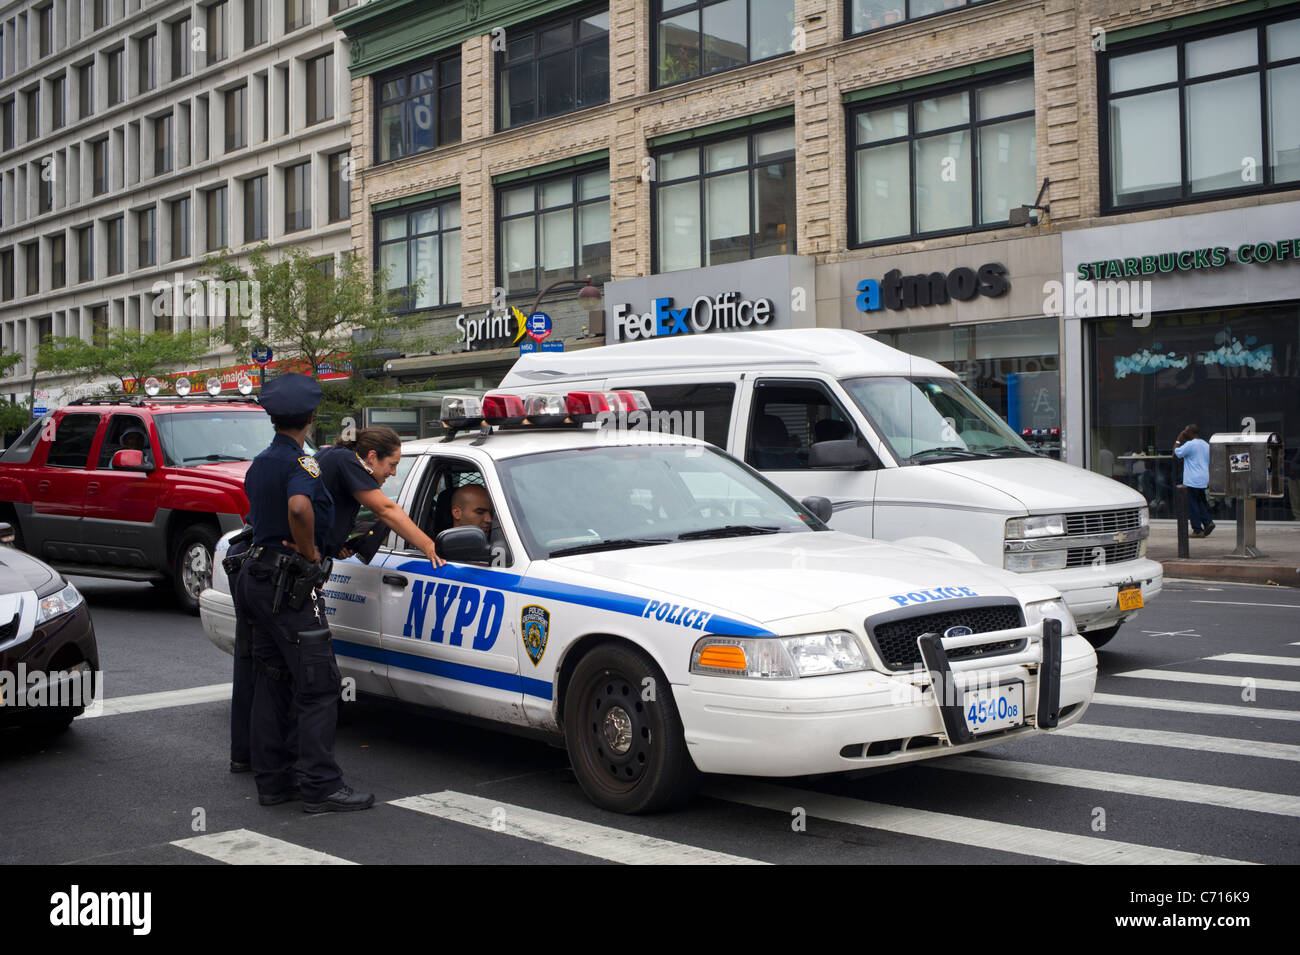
left=313, top=426, right=445, bottom=566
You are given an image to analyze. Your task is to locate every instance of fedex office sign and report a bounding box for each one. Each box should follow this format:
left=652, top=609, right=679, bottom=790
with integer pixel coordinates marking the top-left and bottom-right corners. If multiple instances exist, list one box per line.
left=612, top=293, right=774, bottom=342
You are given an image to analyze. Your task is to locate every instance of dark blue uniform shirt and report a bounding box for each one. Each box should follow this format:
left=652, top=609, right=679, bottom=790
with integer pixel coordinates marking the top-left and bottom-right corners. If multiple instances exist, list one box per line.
left=245, top=432, right=334, bottom=555
left=315, top=445, right=381, bottom=557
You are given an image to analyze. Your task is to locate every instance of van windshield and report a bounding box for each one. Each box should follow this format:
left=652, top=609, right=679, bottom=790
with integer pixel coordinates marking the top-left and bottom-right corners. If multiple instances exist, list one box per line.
left=841, top=376, right=1034, bottom=463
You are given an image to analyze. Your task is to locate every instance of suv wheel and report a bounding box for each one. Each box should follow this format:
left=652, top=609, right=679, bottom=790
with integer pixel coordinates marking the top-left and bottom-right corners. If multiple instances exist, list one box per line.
left=173, top=525, right=219, bottom=615
left=1083, top=622, right=1122, bottom=649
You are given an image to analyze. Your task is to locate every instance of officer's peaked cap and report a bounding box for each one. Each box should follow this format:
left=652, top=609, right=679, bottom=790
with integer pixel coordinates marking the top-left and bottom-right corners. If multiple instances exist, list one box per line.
left=259, top=372, right=322, bottom=417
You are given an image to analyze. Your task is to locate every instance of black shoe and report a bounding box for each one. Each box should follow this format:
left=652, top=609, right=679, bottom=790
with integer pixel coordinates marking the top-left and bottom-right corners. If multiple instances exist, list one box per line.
left=258, top=787, right=300, bottom=806
left=230, top=760, right=252, bottom=774
left=303, top=785, right=375, bottom=814
left=1203, top=522, right=1215, bottom=536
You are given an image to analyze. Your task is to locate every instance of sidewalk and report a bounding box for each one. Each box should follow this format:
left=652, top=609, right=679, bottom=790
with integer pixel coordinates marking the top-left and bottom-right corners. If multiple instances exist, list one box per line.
left=1148, top=519, right=1300, bottom=587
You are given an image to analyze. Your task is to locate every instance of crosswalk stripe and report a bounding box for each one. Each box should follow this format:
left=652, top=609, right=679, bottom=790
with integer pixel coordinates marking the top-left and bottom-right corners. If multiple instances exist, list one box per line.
left=1055, top=722, right=1300, bottom=761
left=1091, top=692, right=1300, bottom=721
left=80, top=683, right=233, bottom=718
left=940, top=756, right=1300, bottom=817
left=1191, top=600, right=1300, bottom=609
left=171, top=829, right=355, bottom=865
left=1115, top=670, right=1300, bottom=692
left=705, top=780, right=1253, bottom=865
left=1207, top=653, right=1300, bottom=667
left=391, top=791, right=767, bottom=865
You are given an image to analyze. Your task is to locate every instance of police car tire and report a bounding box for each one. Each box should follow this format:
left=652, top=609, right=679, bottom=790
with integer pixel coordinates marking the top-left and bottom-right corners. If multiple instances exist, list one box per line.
left=563, top=643, right=699, bottom=815
left=1083, top=623, right=1122, bottom=649
left=172, top=525, right=219, bottom=615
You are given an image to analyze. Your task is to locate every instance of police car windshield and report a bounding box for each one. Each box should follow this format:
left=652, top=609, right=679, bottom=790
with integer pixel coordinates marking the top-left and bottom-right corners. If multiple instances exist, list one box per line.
left=841, top=376, right=1033, bottom=463
left=495, top=444, right=820, bottom=560
left=155, top=411, right=281, bottom=466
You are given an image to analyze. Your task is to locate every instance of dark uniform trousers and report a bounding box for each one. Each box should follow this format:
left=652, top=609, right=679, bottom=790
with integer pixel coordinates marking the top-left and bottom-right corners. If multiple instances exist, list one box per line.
left=228, top=539, right=253, bottom=767
left=236, top=559, right=343, bottom=801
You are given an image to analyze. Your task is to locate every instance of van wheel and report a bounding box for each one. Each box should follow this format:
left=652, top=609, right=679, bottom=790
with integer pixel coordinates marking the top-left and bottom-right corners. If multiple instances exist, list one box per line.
left=563, top=643, right=699, bottom=814
left=1084, top=623, right=1122, bottom=649
left=173, top=525, right=219, bottom=615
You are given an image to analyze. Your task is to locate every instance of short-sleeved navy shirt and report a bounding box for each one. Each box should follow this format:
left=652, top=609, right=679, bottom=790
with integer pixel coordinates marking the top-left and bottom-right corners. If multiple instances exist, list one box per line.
left=315, top=445, right=381, bottom=557
left=245, top=432, right=334, bottom=555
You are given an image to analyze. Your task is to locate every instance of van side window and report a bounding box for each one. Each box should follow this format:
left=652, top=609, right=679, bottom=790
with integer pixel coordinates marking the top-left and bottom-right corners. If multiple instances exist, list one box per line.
left=746, top=381, right=861, bottom=471
left=616, top=383, right=735, bottom=448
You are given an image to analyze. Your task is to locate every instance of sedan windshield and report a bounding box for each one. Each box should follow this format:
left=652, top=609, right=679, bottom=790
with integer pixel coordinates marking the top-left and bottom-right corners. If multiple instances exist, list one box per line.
left=841, top=376, right=1034, bottom=463
left=155, top=411, right=276, bottom=466
left=495, top=443, right=822, bottom=559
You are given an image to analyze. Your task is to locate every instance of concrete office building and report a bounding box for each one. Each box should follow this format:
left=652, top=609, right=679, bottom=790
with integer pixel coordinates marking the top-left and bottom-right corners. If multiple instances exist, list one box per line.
left=0, top=0, right=355, bottom=408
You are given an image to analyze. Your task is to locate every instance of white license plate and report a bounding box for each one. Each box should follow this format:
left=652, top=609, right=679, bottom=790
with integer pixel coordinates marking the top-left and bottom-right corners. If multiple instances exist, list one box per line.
left=963, top=682, right=1025, bottom=735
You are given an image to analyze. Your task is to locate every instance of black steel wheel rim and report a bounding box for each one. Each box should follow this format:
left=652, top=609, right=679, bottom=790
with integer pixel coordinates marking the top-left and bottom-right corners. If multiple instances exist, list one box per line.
left=585, top=672, right=652, bottom=789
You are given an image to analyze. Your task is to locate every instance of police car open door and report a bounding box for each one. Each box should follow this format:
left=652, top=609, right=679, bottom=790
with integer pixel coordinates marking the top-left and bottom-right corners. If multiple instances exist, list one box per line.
left=376, top=454, right=529, bottom=724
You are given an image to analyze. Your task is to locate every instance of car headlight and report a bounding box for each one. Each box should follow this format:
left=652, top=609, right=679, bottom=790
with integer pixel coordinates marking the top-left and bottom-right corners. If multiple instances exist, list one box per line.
left=1005, top=514, right=1066, bottom=539
left=1005, top=550, right=1068, bottom=572
left=37, top=581, right=84, bottom=625
left=1024, top=597, right=1077, bottom=635
left=691, top=631, right=867, bottom=679
left=1138, top=505, right=1149, bottom=528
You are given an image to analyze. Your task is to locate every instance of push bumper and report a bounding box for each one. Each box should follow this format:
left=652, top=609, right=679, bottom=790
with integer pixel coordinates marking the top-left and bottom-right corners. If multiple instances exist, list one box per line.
left=675, top=628, right=1096, bottom=777
left=199, top=588, right=237, bottom=656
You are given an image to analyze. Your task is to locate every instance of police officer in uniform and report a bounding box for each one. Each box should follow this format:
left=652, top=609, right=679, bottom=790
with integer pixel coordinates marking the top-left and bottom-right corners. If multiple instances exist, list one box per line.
left=236, top=373, right=373, bottom=812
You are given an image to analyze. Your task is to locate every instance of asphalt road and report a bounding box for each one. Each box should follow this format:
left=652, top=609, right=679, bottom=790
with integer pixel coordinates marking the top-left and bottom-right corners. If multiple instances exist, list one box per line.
left=2, top=575, right=1297, bottom=866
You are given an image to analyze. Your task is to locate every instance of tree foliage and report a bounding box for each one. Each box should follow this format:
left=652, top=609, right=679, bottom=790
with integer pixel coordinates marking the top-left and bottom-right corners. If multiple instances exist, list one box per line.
left=37, top=328, right=215, bottom=393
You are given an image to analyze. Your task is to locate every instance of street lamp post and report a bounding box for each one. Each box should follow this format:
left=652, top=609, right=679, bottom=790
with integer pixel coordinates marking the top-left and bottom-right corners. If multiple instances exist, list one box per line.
left=526, top=275, right=603, bottom=321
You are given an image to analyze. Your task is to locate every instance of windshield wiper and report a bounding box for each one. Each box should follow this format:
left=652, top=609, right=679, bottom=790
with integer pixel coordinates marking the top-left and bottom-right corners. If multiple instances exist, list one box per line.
left=548, top=538, right=673, bottom=558
left=980, top=445, right=1038, bottom=457
left=676, top=525, right=781, bottom=540
left=909, top=447, right=982, bottom=462
left=182, top=454, right=247, bottom=463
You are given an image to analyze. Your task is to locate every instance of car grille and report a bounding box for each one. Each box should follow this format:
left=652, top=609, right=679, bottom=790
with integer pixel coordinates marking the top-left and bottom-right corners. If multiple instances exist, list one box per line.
left=1066, top=540, right=1142, bottom=567
left=867, top=602, right=1026, bottom=672
left=1065, top=509, right=1144, bottom=536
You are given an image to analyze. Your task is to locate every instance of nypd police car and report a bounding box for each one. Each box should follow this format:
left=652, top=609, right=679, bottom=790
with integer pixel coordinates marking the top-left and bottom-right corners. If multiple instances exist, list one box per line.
left=201, top=391, right=1097, bottom=814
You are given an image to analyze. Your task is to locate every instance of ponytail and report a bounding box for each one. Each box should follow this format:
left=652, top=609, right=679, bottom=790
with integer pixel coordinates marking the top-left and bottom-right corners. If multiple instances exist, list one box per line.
left=341, top=425, right=402, bottom=461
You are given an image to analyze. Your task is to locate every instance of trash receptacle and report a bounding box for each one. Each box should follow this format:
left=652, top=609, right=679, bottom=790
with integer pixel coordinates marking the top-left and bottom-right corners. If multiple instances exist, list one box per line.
left=1208, top=432, right=1284, bottom=558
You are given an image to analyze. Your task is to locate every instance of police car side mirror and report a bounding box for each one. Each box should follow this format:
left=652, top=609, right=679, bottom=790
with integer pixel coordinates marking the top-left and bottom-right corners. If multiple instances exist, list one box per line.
left=809, top=439, right=874, bottom=470
left=801, top=496, right=833, bottom=524
left=111, top=449, right=153, bottom=472
left=436, top=526, right=492, bottom=563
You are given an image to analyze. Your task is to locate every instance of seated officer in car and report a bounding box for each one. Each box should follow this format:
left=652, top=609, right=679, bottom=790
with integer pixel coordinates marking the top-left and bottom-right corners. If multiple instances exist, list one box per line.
left=235, top=372, right=373, bottom=813
left=450, top=484, right=494, bottom=534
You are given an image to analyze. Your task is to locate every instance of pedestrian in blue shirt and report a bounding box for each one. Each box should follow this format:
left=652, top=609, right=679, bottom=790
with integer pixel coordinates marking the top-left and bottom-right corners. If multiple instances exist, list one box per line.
left=1174, top=424, right=1214, bottom=538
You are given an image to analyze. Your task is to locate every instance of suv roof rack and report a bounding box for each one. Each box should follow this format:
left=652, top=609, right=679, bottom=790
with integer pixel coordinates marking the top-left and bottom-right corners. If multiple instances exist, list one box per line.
left=72, top=395, right=262, bottom=407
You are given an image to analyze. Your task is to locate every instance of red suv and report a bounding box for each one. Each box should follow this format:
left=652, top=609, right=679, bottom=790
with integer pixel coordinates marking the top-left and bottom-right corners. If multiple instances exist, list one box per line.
left=0, top=396, right=270, bottom=613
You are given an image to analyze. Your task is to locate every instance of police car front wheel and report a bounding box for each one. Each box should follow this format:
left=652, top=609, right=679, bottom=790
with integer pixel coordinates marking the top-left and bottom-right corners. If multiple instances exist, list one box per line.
left=563, top=643, right=699, bottom=814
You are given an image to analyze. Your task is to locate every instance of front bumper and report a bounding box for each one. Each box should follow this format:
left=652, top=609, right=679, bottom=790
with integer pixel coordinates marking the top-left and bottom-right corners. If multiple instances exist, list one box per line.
left=199, top=588, right=237, bottom=656
left=1029, top=558, right=1163, bottom=631
left=675, top=630, right=1096, bottom=777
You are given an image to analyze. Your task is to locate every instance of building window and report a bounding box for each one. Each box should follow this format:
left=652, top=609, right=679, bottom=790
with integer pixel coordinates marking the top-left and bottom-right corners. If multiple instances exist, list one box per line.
left=285, top=0, right=310, bottom=31
left=328, top=151, right=350, bottom=222
left=329, top=0, right=355, bottom=12
left=283, top=161, right=310, bottom=233
left=306, top=51, right=334, bottom=125
left=154, top=115, right=172, bottom=174
left=172, top=18, right=191, bottom=79
left=374, top=52, right=460, bottom=163
left=206, top=185, right=227, bottom=250
left=848, top=0, right=997, bottom=36
left=225, top=84, right=246, bottom=151
left=171, top=197, right=190, bottom=259
left=92, top=138, right=108, bottom=194
left=498, top=168, right=610, bottom=294
left=245, top=0, right=267, bottom=48
left=209, top=2, right=228, bottom=65
left=50, top=234, right=65, bottom=289
left=77, top=225, right=93, bottom=281
left=654, top=0, right=795, bottom=88
left=79, top=63, right=94, bottom=119
left=244, top=174, right=267, bottom=242
left=93, top=0, right=108, bottom=31
left=375, top=198, right=461, bottom=310
left=138, top=33, right=156, bottom=93
left=25, top=87, right=39, bottom=141
left=652, top=125, right=795, bottom=272
left=138, top=208, right=156, bottom=267
left=1102, top=11, right=1300, bottom=210
left=848, top=73, right=1035, bottom=245
left=2, top=99, right=13, bottom=150
left=24, top=242, right=39, bottom=295
left=106, top=217, right=123, bottom=274
left=38, top=161, right=53, bottom=213
left=497, top=7, right=609, bottom=130
left=38, top=5, right=53, bottom=58
left=107, top=48, right=123, bottom=106
left=0, top=249, right=13, bottom=300
left=50, top=75, right=64, bottom=130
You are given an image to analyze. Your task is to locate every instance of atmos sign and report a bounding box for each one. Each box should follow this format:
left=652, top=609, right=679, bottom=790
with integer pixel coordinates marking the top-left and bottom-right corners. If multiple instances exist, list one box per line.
left=856, top=263, right=1010, bottom=312
left=612, top=292, right=774, bottom=342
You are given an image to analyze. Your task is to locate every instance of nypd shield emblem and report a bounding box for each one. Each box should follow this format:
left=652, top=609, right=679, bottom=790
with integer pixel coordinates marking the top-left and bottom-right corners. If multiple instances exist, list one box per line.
left=521, top=605, right=550, bottom=666
left=299, top=456, right=321, bottom=478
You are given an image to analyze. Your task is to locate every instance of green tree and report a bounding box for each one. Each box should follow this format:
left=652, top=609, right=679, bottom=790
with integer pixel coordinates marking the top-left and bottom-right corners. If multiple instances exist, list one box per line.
left=36, top=328, right=215, bottom=393
left=0, top=349, right=30, bottom=438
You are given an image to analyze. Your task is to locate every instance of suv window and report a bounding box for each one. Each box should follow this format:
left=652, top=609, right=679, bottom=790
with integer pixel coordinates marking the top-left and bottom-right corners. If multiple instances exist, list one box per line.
left=46, top=413, right=102, bottom=468
left=97, top=413, right=151, bottom=468
left=1, top=415, right=50, bottom=463
left=745, top=380, right=860, bottom=471
left=615, top=382, right=735, bottom=448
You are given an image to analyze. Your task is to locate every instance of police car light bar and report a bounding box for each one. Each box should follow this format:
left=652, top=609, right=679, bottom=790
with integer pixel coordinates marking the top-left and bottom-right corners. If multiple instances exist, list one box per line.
left=481, top=393, right=527, bottom=426
left=440, top=395, right=484, bottom=430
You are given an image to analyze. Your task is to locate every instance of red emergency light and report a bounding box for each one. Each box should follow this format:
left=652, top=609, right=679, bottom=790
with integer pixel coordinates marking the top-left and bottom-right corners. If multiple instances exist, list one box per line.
left=481, top=393, right=527, bottom=425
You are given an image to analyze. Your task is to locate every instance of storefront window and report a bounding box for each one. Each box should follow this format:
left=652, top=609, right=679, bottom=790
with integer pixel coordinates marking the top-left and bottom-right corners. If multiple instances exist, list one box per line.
left=1088, top=304, right=1300, bottom=521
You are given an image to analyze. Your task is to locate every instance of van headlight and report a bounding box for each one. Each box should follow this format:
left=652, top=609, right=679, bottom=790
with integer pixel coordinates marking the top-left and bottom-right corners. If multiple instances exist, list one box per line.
left=1023, top=598, right=1076, bottom=635
left=691, top=631, right=867, bottom=679
left=1005, top=514, right=1066, bottom=539
left=37, top=581, right=84, bottom=624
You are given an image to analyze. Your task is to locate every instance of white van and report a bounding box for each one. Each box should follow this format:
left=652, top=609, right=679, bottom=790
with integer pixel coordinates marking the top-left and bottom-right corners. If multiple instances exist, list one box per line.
left=500, top=328, right=1161, bottom=648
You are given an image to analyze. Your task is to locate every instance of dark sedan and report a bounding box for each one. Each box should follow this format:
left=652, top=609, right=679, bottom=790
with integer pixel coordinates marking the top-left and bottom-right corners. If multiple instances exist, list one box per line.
left=0, top=523, right=100, bottom=731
